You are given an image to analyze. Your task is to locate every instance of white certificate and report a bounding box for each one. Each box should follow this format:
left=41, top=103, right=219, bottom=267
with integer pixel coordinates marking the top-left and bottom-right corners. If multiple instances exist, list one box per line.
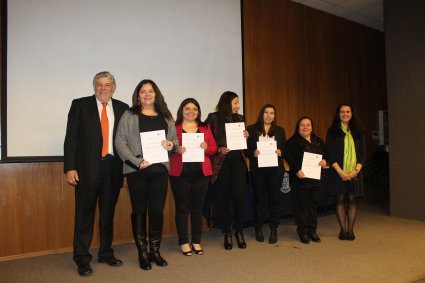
left=301, top=152, right=322, bottom=180
left=257, top=141, right=278, bottom=168
left=225, top=122, right=247, bottom=150
left=140, top=130, right=169, bottom=164
left=182, top=133, right=204, bottom=162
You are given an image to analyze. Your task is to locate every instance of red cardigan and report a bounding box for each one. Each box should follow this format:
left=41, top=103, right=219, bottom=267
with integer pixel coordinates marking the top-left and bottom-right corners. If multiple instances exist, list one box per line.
left=169, top=123, right=218, bottom=177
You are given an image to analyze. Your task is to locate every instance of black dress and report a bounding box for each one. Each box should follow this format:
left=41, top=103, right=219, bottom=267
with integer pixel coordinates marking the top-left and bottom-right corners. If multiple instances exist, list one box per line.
left=325, top=128, right=366, bottom=197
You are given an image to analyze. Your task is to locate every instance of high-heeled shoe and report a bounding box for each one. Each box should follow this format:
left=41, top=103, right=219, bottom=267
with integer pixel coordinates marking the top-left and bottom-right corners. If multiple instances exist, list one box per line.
left=235, top=232, right=247, bottom=249
left=191, top=243, right=204, bottom=255
left=338, top=231, right=348, bottom=240
left=180, top=244, right=193, bottom=256
left=310, top=233, right=321, bottom=243
left=299, top=234, right=310, bottom=244
left=347, top=232, right=356, bottom=241
left=269, top=225, right=278, bottom=244
left=224, top=233, right=233, bottom=250
left=255, top=227, right=265, bottom=242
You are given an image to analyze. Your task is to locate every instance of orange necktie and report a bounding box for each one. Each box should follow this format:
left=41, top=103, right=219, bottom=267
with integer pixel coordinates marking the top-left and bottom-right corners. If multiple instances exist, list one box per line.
left=101, top=102, right=109, bottom=157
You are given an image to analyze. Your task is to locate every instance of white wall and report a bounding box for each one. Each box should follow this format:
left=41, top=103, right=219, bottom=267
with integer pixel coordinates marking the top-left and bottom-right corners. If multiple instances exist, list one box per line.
left=6, top=0, right=243, bottom=157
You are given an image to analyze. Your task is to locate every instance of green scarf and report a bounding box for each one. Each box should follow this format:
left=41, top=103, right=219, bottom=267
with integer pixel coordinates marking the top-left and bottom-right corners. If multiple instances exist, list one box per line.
left=341, top=123, right=356, bottom=173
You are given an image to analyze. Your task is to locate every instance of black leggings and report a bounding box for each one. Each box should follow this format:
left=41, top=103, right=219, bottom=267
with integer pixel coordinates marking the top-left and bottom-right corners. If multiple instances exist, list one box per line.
left=252, top=171, right=282, bottom=227
left=216, top=157, right=247, bottom=233
left=126, top=170, right=169, bottom=239
left=291, top=184, right=320, bottom=235
left=170, top=175, right=209, bottom=245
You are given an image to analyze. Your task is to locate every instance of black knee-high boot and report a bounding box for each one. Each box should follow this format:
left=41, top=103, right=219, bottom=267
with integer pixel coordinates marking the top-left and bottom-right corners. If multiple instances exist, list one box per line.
left=149, top=216, right=167, bottom=267
left=131, top=213, right=151, bottom=270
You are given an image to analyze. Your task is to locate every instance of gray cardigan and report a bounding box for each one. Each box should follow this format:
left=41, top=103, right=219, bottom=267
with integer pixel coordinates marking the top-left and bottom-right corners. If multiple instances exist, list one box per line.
left=115, top=110, right=178, bottom=175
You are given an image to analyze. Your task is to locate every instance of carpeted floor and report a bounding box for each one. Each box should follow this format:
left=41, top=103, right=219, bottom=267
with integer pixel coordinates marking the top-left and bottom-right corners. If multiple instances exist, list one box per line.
left=1, top=204, right=425, bottom=283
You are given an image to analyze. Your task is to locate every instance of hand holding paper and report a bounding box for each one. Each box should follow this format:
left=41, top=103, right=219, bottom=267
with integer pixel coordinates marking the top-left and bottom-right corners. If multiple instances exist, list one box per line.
left=140, top=130, right=169, bottom=164
left=225, top=122, right=247, bottom=150
left=257, top=141, right=278, bottom=167
left=301, top=152, right=323, bottom=180
left=182, top=133, right=204, bottom=162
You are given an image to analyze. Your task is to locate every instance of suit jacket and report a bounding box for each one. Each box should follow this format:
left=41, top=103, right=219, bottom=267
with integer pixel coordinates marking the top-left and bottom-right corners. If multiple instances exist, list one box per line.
left=64, top=95, right=129, bottom=187
left=169, top=123, right=218, bottom=177
left=246, top=124, right=286, bottom=175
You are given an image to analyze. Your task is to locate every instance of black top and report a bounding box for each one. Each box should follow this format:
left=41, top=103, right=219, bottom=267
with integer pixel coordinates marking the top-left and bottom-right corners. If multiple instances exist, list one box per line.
left=205, top=112, right=245, bottom=147
left=284, top=134, right=326, bottom=188
left=181, top=129, right=203, bottom=177
left=205, top=112, right=246, bottom=161
left=137, top=113, right=168, bottom=173
left=246, top=124, right=286, bottom=175
left=139, top=113, right=168, bottom=133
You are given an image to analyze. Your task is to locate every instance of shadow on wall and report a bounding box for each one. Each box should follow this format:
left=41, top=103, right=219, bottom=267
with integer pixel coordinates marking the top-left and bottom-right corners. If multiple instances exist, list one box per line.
left=364, top=150, right=389, bottom=210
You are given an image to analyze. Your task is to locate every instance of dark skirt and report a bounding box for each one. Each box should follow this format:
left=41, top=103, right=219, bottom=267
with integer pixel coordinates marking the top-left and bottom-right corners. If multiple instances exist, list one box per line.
left=326, top=168, right=364, bottom=197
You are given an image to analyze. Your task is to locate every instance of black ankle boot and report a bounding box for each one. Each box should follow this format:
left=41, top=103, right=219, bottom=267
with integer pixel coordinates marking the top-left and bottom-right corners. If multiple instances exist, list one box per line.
left=149, top=239, right=167, bottom=267
left=269, top=225, right=278, bottom=244
left=297, top=227, right=310, bottom=244
left=131, top=214, right=151, bottom=270
left=310, top=232, right=321, bottom=243
left=255, top=227, right=264, bottom=242
left=224, top=233, right=233, bottom=250
left=235, top=232, right=247, bottom=249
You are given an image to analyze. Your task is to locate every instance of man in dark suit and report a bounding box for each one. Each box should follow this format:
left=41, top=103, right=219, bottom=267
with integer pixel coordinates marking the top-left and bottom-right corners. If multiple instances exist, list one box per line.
left=64, top=71, right=129, bottom=276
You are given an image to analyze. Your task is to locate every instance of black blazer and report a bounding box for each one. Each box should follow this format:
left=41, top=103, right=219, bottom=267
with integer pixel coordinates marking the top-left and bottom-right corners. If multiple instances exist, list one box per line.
left=325, top=129, right=366, bottom=196
left=284, top=134, right=326, bottom=188
left=246, top=124, right=286, bottom=174
left=64, top=95, right=129, bottom=187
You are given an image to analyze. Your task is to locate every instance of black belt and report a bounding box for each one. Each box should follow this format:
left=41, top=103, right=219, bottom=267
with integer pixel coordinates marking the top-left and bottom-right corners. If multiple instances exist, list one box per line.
left=101, top=154, right=114, bottom=160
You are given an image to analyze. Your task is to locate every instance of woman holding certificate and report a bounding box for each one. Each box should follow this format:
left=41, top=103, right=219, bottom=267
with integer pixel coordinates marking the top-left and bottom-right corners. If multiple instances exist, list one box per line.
left=284, top=117, right=326, bottom=244
left=246, top=104, right=286, bottom=244
left=326, top=103, right=365, bottom=241
left=169, top=98, right=217, bottom=256
left=205, top=91, right=249, bottom=250
left=115, top=79, right=178, bottom=270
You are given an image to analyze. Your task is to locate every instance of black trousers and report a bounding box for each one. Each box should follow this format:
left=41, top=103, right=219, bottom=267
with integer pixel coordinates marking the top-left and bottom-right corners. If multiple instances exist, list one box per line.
left=251, top=171, right=282, bottom=227
left=216, top=157, right=247, bottom=233
left=126, top=170, right=169, bottom=241
left=291, top=183, right=320, bottom=235
left=73, top=159, right=122, bottom=265
left=170, top=175, right=209, bottom=245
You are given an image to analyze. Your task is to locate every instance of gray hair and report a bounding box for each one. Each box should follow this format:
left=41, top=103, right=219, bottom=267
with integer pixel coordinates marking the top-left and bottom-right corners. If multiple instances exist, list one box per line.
left=93, top=71, right=116, bottom=87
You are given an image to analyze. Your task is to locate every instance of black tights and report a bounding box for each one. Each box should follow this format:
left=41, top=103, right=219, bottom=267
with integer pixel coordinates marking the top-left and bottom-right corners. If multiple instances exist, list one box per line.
left=336, top=194, right=358, bottom=236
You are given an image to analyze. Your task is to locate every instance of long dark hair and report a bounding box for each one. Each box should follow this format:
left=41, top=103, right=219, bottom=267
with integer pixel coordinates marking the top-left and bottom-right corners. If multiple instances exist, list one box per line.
left=329, top=103, right=364, bottom=137
left=254, top=104, right=277, bottom=137
left=215, top=91, right=239, bottom=141
left=175, top=98, right=205, bottom=126
left=129, top=79, right=173, bottom=120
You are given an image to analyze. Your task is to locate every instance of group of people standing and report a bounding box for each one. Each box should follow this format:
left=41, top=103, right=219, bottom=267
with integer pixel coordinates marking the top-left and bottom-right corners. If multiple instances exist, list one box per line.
left=64, top=71, right=366, bottom=276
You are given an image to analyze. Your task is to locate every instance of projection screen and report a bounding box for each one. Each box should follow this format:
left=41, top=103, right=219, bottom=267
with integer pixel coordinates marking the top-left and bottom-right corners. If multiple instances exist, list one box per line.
left=2, top=0, right=243, bottom=160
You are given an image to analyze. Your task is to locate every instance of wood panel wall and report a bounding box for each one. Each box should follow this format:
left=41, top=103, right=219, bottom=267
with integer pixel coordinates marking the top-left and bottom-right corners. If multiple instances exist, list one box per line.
left=1, top=0, right=387, bottom=260
left=0, top=163, right=177, bottom=260
left=243, top=0, right=387, bottom=149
